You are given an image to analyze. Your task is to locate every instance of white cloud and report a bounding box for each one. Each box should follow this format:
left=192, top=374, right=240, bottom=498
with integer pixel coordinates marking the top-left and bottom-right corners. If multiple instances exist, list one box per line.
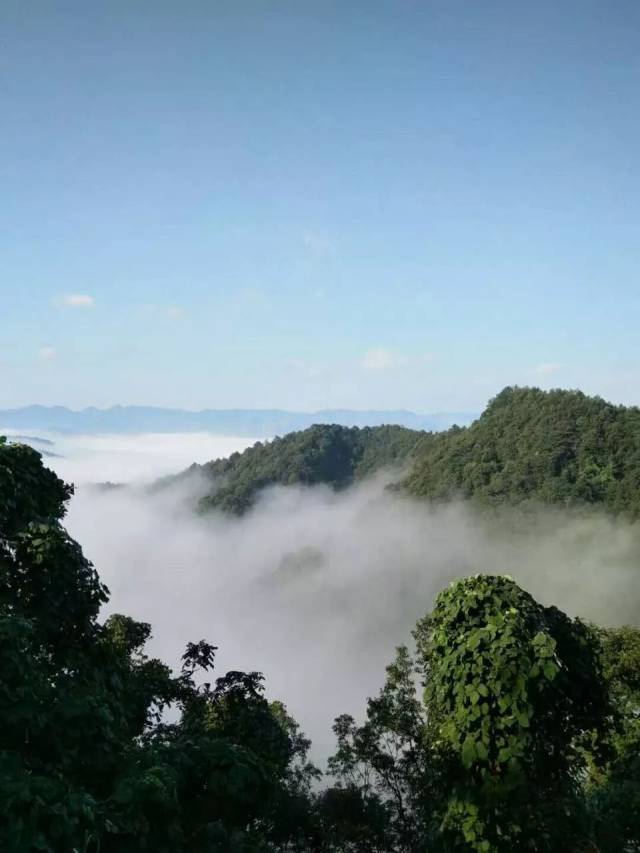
left=63, top=294, right=94, bottom=308
left=360, top=348, right=398, bottom=370
left=39, top=346, right=57, bottom=361
left=531, top=362, right=563, bottom=379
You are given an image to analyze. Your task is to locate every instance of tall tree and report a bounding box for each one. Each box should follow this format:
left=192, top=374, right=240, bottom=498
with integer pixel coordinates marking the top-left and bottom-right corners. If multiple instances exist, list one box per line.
left=414, top=575, right=612, bottom=852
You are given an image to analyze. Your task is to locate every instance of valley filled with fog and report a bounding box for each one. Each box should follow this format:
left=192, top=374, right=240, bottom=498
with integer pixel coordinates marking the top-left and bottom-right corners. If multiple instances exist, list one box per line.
left=13, top=429, right=640, bottom=761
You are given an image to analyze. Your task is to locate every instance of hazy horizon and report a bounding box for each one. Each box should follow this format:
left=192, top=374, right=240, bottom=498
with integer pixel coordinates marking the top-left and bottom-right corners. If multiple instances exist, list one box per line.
left=0, top=401, right=472, bottom=415
left=0, top=401, right=477, bottom=440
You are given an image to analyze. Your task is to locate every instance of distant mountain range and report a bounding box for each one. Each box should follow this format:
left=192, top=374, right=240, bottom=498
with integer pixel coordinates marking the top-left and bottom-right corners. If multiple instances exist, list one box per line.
left=0, top=405, right=476, bottom=436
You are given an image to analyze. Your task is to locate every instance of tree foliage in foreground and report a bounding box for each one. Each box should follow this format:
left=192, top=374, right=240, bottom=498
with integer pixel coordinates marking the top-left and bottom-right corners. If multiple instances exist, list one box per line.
left=327, top=578, right=640, bottom=852
left=0, top=437, right=318, bottom=851
left=416, top=575, right=612, bottom=851
left=1, top=435, right=640, bottom=851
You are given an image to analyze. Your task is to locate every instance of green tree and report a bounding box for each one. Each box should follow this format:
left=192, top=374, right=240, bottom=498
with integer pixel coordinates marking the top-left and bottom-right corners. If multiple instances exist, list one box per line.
left=589, top=626, right=640, bottom=852
left=327, top=646, right=437, bottom=851
left=415, top=575, right=612, bottom=852
left=326, top=575, right=628, bottom=853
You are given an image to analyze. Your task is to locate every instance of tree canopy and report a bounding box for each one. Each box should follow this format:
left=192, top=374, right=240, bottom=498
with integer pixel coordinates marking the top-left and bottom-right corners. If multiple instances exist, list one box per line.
left=195, top=423, right=423, bottom=515
left=403, top=386, right=640, bottom=515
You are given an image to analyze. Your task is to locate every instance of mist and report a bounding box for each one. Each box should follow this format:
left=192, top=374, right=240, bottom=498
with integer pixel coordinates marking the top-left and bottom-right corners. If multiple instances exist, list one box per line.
left=38, top=432, right=640, bottom=763
left=1, top=429, right=259, bottom=484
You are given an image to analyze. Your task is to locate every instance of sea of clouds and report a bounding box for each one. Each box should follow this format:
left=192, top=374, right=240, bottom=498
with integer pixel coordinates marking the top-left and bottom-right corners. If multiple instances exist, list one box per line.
left=6, top=429, right=640, bottom=762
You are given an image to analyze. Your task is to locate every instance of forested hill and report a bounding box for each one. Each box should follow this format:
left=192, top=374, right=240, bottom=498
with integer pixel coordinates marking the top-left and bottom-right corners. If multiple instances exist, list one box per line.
left=403, top=386, right=640, bottom=514
left=191, top=387, right=640, bottom=517
left=197, top=423, right=425, bottom=514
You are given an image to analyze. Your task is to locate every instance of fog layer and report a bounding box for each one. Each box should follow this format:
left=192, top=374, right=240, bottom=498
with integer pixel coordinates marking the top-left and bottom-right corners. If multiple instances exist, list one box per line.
left=39, top=433, right=640, bottom=761
left=1, top=429, right=259, bottom=484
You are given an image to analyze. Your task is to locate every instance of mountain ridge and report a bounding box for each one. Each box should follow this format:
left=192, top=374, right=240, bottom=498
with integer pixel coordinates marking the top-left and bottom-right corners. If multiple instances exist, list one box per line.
left=0, top=404, right=475, bottom=436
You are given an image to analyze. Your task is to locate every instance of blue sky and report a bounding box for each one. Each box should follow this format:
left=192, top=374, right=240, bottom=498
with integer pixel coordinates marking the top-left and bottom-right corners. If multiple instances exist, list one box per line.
left=2, top=0, right=639, bottom=412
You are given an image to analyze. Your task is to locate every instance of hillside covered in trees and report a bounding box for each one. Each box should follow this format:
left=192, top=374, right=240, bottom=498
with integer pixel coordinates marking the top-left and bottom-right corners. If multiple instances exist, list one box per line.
left=194, top=424, right=425, bottom=514
left=2, top=437, right=640, bottom=851
left=188, top=387, right=640, bottom=518
left=403, top=386, right=640, bottom=513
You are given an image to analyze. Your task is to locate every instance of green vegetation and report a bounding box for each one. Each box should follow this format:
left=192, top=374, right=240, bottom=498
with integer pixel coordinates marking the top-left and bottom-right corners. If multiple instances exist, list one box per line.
left=0, top=437, right=319, bottom=852
left=190, top=387, right=640, bottom=519
left=403, top=386, right=640, bottom=514
left=416, top=576, right=611, bottom=851
left=197, top=423, right=423, bottom=515
left=327, top=579, right=640, bottom=852
left=2, top=423, right=640, bottom=851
